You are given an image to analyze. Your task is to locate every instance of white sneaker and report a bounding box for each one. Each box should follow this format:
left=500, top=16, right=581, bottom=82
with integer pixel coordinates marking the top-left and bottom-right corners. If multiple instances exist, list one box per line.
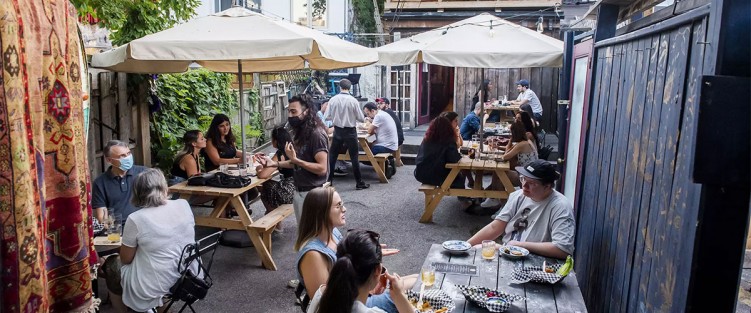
left=287, top=279, right=299, bottom=289
left=480, top=198, right=502, bottom=208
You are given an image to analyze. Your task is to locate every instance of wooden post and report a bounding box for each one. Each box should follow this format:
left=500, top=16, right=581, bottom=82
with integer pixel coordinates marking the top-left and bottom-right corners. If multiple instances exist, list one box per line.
left=594, top=4, right=619, bottom=42
left=133, top=82, right=151, bottom=167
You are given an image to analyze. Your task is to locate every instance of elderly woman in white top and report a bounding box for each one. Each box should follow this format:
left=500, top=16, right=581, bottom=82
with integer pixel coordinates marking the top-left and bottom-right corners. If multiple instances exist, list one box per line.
left=101, top=168, right=196, bottom=312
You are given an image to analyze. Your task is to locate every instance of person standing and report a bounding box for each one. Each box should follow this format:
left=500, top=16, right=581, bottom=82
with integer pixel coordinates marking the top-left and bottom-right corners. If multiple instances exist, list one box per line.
left=323, top=79, right=370, bottom=190
left=508, top=79, right=543, bottom=122
left=256, top=94, right=329, bottom=223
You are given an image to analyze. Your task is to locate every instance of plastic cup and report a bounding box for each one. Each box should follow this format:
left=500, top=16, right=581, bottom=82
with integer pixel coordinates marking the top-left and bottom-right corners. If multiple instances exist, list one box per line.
left=482, top=240, right=496, bottom=260
left=421, top=264, right=436, bottom=287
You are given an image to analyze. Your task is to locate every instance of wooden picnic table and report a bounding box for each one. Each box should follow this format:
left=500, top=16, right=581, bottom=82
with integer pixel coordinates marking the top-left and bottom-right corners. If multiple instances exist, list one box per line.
left=168, top=170, right=284, bottom=270
left=413, top=244, right=587, bottom=313
left=485, top=104, right=521, bottom=122
left=419, top=155, right=515, bottom=223
left=329, top=131, right=389, bottom=183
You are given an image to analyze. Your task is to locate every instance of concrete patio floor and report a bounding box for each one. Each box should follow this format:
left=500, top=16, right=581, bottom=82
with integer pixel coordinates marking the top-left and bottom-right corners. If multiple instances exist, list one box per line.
left=97, top=164, right=495, bottom=312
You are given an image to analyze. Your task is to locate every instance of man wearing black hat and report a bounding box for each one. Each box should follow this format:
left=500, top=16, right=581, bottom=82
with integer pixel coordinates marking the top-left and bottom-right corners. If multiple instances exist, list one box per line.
left=467, top=160, right=575, bottom=259
left=508, top=79, right=543, bottom=122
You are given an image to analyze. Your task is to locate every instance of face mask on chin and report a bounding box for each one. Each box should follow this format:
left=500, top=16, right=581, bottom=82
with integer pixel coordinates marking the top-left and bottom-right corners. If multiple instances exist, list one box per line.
left=115, top=154, right=134, bottom=171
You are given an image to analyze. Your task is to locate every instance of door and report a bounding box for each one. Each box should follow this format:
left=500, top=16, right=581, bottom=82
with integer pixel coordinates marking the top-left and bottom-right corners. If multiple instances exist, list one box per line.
left=417, top=63, right=430, bottom=125
left=562, top=39, right=593, bottom=203
left=390, top=65, right=414, bottom=126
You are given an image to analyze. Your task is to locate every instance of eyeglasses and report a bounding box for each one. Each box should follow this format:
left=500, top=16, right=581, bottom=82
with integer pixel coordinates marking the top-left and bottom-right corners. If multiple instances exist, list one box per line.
left=519, top=175, right=541, bottom=188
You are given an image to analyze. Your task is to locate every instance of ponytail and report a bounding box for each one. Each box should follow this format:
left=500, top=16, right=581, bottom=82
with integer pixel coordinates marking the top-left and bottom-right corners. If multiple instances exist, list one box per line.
left=316, top=256, right=360, bottom=313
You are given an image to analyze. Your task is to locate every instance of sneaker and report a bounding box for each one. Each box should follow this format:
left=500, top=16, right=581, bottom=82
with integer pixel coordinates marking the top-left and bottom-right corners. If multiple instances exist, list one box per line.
left=287, top=279, right=299, bottom=289
left=356, top=181, right=370, bottom=190
left=333, top=168, right=348, bottom=177
left=480, top=198, right=502, bottom=208
left=386, top=158, right=397, bottom=178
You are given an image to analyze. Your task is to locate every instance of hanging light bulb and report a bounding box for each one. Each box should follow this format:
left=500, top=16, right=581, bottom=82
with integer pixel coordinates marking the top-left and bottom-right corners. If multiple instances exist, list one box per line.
left=536, top=17, right=544, bottom=33
left=489, top=21, right=495, bottom=38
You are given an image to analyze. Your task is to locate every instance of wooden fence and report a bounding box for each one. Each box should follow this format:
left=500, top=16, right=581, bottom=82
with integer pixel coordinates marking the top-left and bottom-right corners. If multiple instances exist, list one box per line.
left=454, top=67, right=560, bottom=132
left=574, top=9, right=710, bottom=313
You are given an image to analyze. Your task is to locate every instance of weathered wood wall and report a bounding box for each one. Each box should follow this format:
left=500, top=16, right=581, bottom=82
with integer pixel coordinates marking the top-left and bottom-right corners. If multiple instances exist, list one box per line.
left=454, top=67, right=560, bottom=132
left=574, top=13, right=710, bottom=313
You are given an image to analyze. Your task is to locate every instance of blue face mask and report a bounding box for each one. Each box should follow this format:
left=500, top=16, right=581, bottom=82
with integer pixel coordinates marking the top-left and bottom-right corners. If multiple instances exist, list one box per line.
left=117, top=154, right=134, bottom=171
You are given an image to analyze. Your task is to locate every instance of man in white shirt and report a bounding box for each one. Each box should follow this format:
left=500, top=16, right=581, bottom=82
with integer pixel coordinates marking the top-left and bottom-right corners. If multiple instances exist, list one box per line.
left=323, top=79, right=370, bottom=190
left=363, top=102, right=399, bottom=178
left=467, top=160, right=575, bottom=259
left=508, top=79, right=543, bottom=122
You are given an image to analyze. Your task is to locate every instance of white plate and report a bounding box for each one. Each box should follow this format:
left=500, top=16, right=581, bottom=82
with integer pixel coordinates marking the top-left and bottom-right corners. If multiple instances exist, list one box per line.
left=499, top=245, right=529, bottom=259
left=442, top=240, right=471, bottom=254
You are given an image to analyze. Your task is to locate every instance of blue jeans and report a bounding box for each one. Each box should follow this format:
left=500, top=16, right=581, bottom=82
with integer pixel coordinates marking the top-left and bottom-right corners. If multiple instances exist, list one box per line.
left=534, top=112, right=543, bottom=122
left=370, top=145, right=395, bottom=155
left=366, top=291, right=398, bottom=313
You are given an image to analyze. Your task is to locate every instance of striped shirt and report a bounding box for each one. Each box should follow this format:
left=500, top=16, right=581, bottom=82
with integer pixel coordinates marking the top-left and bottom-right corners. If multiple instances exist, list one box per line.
left=323, top=92, right=364, bottom=128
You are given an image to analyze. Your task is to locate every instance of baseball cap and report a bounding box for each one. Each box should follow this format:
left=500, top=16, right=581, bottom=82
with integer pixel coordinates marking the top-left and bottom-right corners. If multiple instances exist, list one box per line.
left=376, top=97, right=390, bottom=104
left=515, top=160, right=559, bottom=182
left=516, top=79, right=530, bottom=87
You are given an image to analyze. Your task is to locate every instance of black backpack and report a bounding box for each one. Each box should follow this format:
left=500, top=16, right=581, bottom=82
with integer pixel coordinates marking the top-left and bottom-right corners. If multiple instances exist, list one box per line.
left=205, top=172, right=252, bottom=188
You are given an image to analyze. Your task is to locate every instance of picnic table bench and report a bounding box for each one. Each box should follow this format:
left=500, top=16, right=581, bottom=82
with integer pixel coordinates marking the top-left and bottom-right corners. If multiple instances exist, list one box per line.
left=330, top=132, right=392, bottom=183
left=414, top=244, right=587, bottom=313
left=168, top=170, right=291, bottom=270
left=418, top=156, right=515, bottom=223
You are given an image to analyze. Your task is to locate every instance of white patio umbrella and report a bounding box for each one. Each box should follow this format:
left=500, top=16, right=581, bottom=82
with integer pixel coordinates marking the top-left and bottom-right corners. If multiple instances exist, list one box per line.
left=92, top=6, right=378, bottom=165
left=376, top=13, right=563, bottom=152
left=376, top=13, right=563, bottom=68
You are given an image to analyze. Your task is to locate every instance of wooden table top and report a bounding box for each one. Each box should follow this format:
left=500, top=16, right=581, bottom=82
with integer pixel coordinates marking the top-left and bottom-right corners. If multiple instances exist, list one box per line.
left=447, top=156, right=510, bottom=170
left=414, top=244, right=587, bottom=313
left=485, top=104, right=521, bottom=111
left=168, top=171, right=268, bottom=197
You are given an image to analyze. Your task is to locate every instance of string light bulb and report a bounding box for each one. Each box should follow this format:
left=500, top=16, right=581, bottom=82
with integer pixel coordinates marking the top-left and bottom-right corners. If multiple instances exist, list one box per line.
left=489, top=21, right=495, bottom=38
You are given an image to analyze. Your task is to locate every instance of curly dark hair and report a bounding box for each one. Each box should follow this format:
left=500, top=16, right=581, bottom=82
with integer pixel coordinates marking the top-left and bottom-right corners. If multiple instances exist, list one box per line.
left=424, top=116, right=456, bottom=145
left=206, top=114, right=236, bottom=148
left=288, top=94, right=325, bottom=146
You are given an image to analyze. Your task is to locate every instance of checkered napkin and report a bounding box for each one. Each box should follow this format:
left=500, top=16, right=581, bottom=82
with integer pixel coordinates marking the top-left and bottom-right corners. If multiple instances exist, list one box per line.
left=455, top=285, right=525, bottom=312
left=406, top=289, right=456, bottom=312
left=510, top=264, right=565, bottom=284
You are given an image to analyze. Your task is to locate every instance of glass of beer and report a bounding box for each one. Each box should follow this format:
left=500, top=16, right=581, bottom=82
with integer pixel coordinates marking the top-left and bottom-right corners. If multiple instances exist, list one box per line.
left=107, top=223, right=122, bottom=243
left=482, top=240, right=496, bottom=260
left=421, top=264, right=436, bottom=288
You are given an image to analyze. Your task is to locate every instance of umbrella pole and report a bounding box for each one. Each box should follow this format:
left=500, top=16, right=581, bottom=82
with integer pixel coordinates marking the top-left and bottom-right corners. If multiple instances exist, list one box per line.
left=238, top=60, right=246, bottom=168
left=479, top=68, right=485, bottom=155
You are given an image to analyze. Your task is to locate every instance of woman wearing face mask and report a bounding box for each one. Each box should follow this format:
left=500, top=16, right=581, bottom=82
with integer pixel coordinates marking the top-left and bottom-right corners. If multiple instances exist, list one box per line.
left=203, top=114, right=243, bottom=172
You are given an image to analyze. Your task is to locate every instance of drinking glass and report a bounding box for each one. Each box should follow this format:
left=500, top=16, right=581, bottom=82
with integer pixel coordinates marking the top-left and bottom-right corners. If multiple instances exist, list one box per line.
left=107, top=223, right=122, bottom=243
left=421, top=264, right=436, bottom=288
left=482, top=240, right=496, bottom=260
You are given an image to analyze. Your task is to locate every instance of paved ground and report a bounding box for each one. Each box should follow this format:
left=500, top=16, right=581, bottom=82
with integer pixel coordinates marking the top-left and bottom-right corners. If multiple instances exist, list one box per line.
left=97, top=163, right=496, bottom=312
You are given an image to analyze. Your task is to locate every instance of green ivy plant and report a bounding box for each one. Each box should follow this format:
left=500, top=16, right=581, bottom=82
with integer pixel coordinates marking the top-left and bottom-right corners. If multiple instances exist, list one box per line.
left=151, top=69, right=263, bottom=173
left=351, top=0, right=385, bottom=45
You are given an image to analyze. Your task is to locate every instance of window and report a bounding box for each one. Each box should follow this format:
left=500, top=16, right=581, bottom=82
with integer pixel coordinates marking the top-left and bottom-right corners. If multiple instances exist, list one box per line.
left=292, top=0, right=327, bottom=29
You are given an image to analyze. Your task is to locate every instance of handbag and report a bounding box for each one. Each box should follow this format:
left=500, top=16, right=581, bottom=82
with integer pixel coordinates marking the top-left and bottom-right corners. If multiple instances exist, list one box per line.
left=187, top=173, right=215, bottom=186
left=169, top=243, right=212, bottom=304
left=205, top=172, right=252, bottom=188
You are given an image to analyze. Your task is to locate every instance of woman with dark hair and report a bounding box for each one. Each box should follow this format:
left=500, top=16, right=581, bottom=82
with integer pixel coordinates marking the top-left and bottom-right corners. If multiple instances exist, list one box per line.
left=307, top=230, right=413, bottom=313
left=256, top=126, right=296, bottom=221
left=294, top=187, right=415, bottom=313
left=203, top=114, right=243, bottom=172
left=439, top=111, right=463, bottom=147
left=414, top=116, right=464, bottom=189
left=171, top=130, right=206, bottom=180
left=516, top=111, right=539, bottom=150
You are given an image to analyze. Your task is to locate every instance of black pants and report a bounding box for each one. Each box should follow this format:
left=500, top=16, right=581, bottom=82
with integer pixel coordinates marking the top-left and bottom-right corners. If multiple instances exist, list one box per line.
left=329, top=127, right=363, bottom=183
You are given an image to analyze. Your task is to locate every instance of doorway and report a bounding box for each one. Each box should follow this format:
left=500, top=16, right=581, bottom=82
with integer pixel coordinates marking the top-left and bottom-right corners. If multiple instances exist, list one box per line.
left=417, top=64, right=454, bottom=126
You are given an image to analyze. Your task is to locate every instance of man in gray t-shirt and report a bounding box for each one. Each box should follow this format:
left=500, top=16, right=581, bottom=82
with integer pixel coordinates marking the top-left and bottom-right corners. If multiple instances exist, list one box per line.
left=468, top=160, right=575, bottom=259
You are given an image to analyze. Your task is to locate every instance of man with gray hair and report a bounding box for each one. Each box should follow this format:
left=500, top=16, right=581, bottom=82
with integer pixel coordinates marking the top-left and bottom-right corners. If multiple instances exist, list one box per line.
left=92, top=140, right=147, bottom=224
left=323, top=78, right=370, bottom=190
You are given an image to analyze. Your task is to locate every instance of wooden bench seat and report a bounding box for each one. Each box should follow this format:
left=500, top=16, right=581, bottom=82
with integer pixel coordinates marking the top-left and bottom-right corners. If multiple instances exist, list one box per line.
left=249, top=204, right=294, bottom=253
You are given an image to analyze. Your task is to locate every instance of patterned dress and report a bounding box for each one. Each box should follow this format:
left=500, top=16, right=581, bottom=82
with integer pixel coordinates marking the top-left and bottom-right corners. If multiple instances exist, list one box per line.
left=260, top=149, right=295, bottom=211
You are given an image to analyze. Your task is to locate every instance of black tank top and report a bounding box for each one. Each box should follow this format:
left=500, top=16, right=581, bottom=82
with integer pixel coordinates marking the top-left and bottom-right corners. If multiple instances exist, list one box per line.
left=171, top=154, right=199, bottom=179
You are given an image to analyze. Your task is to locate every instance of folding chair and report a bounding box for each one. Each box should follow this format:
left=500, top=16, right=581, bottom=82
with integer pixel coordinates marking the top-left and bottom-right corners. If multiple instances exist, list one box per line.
left=163, top=230, right=223, bottom=313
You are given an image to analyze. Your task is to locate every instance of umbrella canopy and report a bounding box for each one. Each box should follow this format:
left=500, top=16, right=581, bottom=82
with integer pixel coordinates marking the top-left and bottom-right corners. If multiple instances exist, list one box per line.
left=91, top=7, right=378, bottom=73
left=376, top=13, right=563, bottom=68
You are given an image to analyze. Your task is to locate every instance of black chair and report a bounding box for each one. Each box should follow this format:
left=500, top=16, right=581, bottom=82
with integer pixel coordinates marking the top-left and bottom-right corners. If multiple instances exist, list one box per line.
left=163, top=230, right=223, bottom=313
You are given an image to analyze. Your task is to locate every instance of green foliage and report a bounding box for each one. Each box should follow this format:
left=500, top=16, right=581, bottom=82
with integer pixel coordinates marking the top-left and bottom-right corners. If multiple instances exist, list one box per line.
left=72, top=0, right=200, bottom=46
left=350, top=0, right=385, bottom=46
left=150, top=69, right=263, bottom=173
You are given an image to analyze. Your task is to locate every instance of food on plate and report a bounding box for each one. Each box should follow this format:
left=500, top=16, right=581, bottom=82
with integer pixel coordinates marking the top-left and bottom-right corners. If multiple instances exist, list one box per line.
left=544, top=266, right=555, bottom=273
left=503, top=247, right=511, bottom=254
left=510, top=250, right=523, bottom=256
left=434, top=308, right=448, bottom=313
left=408, top=298, right=448, bottom=313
